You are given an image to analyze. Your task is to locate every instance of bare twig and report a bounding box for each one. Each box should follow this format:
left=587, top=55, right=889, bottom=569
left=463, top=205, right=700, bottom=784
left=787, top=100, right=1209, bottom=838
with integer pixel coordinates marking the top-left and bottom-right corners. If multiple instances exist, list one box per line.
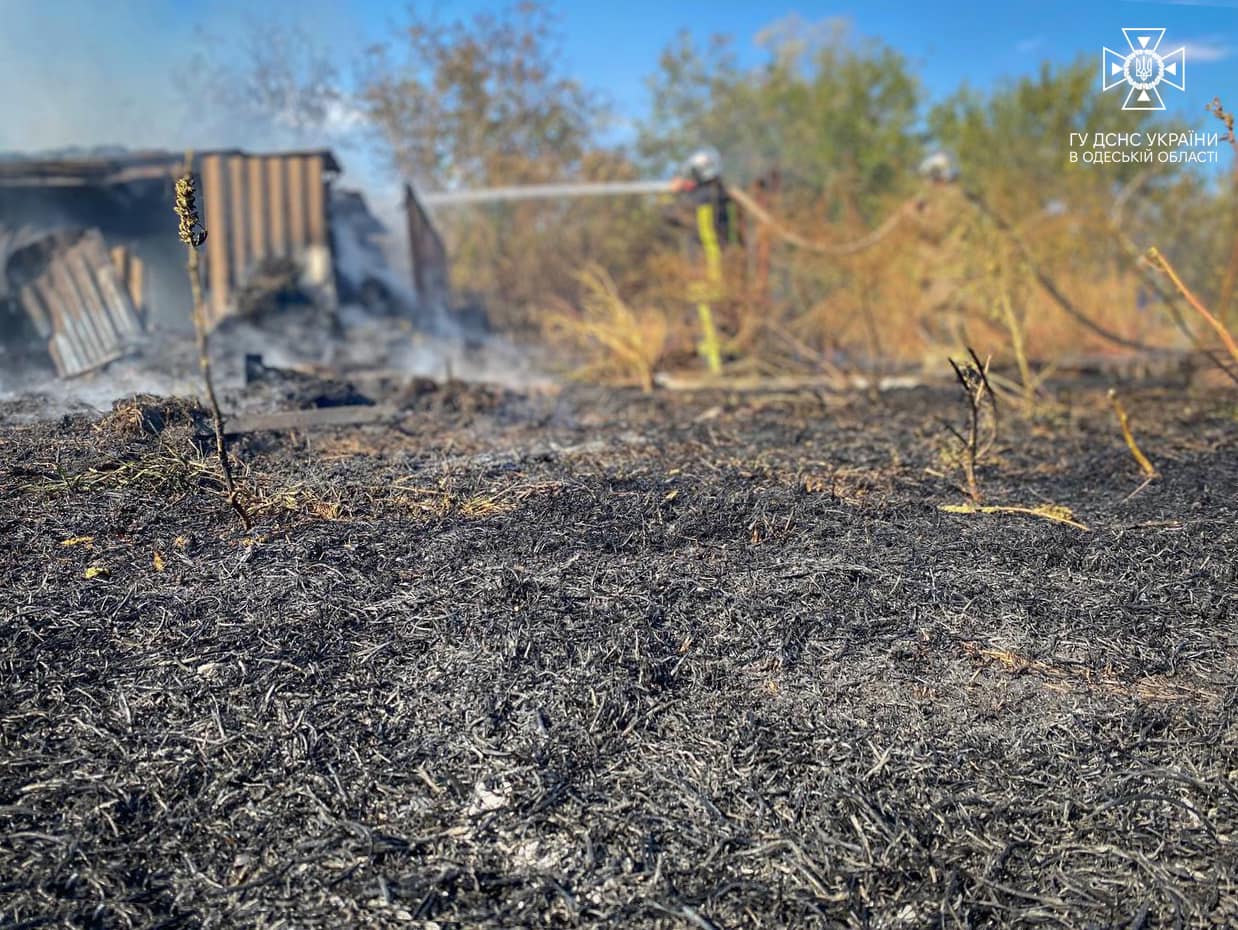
left=945, top=347, right=998, bottom=503
left=940, top=502, right=1090, bottom=531
left=1207, top=97, right=1238, bottom=325
left=1113, top=176, right=1238, bottom=384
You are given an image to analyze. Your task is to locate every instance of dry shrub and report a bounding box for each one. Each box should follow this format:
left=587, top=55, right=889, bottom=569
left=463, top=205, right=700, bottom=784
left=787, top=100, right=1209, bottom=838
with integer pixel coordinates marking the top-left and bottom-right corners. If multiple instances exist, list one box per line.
left=524, top=174, right=1215, bottom=387
left=427, top=150, right=1228, bottom=389
left=731, top=180, right=1195, bottom=382
left=543, top=265, right=671, bottom=391
left=98, top=395, right=211, bottom=441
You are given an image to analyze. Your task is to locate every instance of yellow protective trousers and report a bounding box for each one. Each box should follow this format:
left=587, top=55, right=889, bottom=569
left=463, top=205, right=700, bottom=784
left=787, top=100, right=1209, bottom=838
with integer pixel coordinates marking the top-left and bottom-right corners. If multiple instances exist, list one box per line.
left=693, top=203, right=724, bottom=374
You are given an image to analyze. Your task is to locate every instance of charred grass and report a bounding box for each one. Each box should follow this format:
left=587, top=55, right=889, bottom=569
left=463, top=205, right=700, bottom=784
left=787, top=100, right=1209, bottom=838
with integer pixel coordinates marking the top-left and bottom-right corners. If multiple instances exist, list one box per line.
left=1, top=381, right=1236, bottom=929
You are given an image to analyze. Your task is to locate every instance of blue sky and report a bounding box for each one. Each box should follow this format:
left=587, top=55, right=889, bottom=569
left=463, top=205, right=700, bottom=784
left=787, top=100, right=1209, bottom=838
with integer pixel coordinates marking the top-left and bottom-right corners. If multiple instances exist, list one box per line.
left=0, top=0, right=1234, bottom=172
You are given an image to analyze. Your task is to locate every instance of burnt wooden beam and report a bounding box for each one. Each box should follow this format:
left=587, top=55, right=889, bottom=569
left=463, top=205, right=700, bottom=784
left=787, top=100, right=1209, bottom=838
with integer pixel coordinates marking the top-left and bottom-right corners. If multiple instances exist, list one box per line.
left=224, top=404, right=399, bottom=435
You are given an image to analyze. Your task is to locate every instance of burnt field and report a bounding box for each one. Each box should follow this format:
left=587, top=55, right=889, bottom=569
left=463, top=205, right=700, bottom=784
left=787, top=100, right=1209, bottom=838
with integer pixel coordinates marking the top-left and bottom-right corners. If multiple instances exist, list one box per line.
left=1, top=378, right=1236, bottom=929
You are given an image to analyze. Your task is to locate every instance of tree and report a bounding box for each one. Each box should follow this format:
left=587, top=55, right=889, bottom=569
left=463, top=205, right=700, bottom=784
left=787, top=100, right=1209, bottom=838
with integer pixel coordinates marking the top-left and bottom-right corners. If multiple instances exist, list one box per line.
left=357, top=2, right=664, bottom=328
left=927, top=59, right=1218, bottom=358
left=358, top=1, right=604, bottom=189
left=183, top=19, right=353, bottom=151
left=638, top=17, right=924, bottom=218
left=927, top=57, right=1177, bottom=217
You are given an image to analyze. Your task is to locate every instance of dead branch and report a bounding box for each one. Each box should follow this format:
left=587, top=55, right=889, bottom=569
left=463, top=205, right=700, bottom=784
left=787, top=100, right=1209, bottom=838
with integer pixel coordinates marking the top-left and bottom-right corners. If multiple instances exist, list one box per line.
left=963, top=189, right=1158, bottom=352
left=1143, top=247, right=1238, bottom=368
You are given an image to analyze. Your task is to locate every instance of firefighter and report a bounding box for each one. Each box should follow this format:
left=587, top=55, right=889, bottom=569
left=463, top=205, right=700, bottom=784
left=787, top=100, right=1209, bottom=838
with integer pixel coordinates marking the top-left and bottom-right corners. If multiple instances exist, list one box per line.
left=666, top=147, right=741, bottom=374
left=669, top=147, right=743, bottom=249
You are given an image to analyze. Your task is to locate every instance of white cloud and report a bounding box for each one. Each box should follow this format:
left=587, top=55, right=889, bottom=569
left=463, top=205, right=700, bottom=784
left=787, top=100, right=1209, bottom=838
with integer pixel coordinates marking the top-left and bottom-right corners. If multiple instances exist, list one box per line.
left=1180, top=37, right=1232, bottom=62
left=1015, top=36, right=1044, bottom=54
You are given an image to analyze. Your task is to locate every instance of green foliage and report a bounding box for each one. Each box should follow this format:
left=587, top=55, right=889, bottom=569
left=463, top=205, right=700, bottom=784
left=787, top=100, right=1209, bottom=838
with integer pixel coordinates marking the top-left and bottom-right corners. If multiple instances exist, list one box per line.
left=638, top=16, right=924, bottom=218
left=929, top=58, right=1166, bottom=203
left=929, top=58, right=1229, bottom=315
left=350, top=2, right=673, bottom=328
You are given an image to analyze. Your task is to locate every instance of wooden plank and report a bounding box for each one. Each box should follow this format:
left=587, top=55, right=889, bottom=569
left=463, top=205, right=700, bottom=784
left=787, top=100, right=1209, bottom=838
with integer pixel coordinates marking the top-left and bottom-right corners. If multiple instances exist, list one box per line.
left=48, top=332, right=68, bottom=377
left=225, top=404, right=397, bottom=435
left=36, top=281, right=75, bottom=375
left=201, top=154, right=230, bottom=325
left=28, top=242, right=133, bottom=377
left=286, top=155, right=306, bottom=249
left=0, top=149, right=339, bottom=187
left=79, top=232, right=130, bottom=326
left=109, top=245, right=127, bottom=281
left=108, top=244, right=144, bottom=313
left=92, top=265, right=139, bottom=339
left=247, top=156, right=267, bottom=262
left=58, top=251, right=113, bottom=367
left=305, top=155, right=326, bottom=247
left=267, top=156, right=286, bottom=257
left=404, top=183, right=450, bottom=305
left=228, top=155, right=249, bottom=276
left=650, top=372, right=926, bottom=393
left=129, top=253, right=144, bottom=313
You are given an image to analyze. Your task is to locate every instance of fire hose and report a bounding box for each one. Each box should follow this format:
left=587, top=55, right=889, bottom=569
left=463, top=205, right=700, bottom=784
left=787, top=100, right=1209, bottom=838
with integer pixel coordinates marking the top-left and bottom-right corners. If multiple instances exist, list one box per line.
left=725, top=185, right=923, bottom=256
left=731, top=181, right=1163, bottom=353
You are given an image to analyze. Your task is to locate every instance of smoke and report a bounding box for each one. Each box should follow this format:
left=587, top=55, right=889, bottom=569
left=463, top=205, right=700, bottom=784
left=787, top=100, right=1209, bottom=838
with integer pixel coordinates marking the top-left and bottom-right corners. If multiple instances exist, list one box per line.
left=0, top=0, right=365, bottom=154
left=0, top=1, right=545, bottom=419
left=328, top=202, right=540, bottom=388
left=0, top=2, right=176, bottom=152
left=0, top=194, right=539, bottom=421
left=0, top=349, right=198, bottom=421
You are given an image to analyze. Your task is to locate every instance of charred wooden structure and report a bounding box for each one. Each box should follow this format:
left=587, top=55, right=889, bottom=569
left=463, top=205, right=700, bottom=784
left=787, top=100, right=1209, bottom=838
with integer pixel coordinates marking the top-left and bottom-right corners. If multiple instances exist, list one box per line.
left=0, top=149, right=350, bottom=377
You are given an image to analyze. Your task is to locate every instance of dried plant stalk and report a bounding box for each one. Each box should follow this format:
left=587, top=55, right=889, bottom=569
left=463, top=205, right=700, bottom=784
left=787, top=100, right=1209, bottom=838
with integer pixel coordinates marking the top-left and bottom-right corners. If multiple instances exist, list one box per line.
left=174, top=160, right=251, bottom=528
left=1107, top=388, right=1159, bottom=480
left=940, top=502, right=1089, bottom=531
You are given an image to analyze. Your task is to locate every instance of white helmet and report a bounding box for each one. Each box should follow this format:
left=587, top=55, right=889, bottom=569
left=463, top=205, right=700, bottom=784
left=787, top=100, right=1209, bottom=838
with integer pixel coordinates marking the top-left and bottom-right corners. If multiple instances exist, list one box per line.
left=918, top=151, right=957, bottom=183
left=684, top=146, right=722, bottom=184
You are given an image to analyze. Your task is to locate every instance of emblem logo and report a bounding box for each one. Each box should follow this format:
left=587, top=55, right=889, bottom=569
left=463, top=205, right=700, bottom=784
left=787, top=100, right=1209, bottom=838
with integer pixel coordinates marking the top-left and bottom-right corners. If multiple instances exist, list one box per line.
left=1102, top=29, right=1185, bottom=111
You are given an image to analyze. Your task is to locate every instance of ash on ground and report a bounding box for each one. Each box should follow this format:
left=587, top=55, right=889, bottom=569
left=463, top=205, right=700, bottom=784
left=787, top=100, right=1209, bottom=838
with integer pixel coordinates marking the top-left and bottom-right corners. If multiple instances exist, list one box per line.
left=1, top=378, right=1235, bottom=929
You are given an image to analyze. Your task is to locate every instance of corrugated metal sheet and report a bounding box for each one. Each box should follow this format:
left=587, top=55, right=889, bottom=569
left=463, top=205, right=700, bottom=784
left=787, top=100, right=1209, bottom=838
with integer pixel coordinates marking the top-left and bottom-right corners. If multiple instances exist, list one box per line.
left=15, top=230, right=143, bottom=377
left=0, top=149, right=341, bottom=188
left=199, top=152, right=336, bottom=328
